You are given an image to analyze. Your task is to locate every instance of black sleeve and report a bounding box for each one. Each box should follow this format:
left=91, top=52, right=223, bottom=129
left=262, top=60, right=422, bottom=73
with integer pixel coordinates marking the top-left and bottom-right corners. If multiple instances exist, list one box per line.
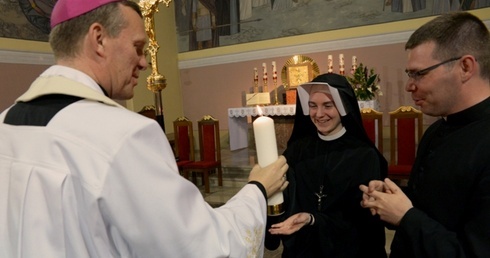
left=248, top=181, right=267, bottom=200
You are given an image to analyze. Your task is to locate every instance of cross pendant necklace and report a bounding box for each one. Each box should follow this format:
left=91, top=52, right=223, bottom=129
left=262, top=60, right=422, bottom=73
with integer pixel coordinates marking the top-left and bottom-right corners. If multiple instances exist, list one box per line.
left=315, top=185, right=327, bottom=211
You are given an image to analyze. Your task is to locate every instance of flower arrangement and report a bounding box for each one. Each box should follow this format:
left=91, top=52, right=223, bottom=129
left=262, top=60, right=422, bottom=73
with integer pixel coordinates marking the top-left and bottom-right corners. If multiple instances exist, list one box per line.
left=347, top=63, right=382, bottom=101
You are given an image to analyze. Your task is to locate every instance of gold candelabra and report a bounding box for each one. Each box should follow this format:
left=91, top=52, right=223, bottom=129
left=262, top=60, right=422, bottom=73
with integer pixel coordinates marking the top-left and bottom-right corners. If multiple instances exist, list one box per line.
left=139, top=0, right=172, bottom=131
left=273, top=76, right=279, bottom=105
left=263, top=76, right=268, bottom=93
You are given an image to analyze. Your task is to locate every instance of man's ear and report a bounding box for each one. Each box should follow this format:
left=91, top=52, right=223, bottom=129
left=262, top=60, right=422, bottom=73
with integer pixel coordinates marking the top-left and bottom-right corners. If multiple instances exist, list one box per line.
left=459, top=55, right=477, bottom=83
left=87, top=23, right=106, bottom=57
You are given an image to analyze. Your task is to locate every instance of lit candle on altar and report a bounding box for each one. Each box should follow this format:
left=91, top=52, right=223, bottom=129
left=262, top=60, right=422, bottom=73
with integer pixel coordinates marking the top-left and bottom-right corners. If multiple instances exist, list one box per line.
left=253, top=106, right=284, bottom=215
left=328, top=55, right=333, bottom=73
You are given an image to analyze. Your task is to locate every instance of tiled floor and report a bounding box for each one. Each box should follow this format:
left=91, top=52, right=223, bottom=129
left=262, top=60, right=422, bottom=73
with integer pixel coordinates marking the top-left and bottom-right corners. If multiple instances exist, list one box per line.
left=196, top=148, right=393, bottom=257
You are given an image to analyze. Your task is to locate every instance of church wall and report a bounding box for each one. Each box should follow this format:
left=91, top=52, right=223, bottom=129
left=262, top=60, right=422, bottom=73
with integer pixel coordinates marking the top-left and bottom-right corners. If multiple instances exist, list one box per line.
left=179, top=41, right=439, bottom=150
left=0, top=8, right=488, bottom=152
left=177, top=8, right=489, bottom=150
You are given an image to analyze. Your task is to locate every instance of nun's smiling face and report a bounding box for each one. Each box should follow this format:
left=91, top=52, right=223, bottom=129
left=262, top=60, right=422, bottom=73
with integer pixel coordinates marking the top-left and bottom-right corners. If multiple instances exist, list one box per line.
left=308, top=91, right=343, bottom=136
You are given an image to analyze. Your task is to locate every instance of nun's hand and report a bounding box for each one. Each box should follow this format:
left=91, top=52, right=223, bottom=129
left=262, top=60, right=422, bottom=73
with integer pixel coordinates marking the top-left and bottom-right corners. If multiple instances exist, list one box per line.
left=268, top=212, right=310, bottom=235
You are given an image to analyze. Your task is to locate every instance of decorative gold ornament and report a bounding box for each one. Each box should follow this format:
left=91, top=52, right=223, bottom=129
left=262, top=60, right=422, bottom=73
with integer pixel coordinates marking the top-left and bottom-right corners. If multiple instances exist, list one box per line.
left=390, top=106, right=423, bottom=114
left=202, top=115, right=218, bottom=121
left=138, top=0, right=172, bottom=131
left=139, top=0, right=171, bottom=92
left=175, top=116, right=191, bottom=121
left=281, top=55, right=320, bottom=90
left=141, top=105, right=156, bottom=111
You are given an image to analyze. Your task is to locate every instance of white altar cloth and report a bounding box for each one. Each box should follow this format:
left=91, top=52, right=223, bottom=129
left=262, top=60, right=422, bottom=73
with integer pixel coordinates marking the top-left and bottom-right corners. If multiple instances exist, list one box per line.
left=228, top=105, right=296, bottom=150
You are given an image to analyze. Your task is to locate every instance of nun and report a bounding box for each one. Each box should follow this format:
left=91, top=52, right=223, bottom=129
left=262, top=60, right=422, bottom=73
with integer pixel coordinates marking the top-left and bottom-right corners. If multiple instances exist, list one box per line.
left=266, top=73, right=388, bottom=257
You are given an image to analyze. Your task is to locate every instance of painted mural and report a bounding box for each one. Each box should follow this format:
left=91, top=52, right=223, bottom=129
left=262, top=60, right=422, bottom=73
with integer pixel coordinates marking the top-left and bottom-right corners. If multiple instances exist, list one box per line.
left=174, top=0, right=490, bottom=52
left=0, top=0, right=488, bottom=50
left=0, top=0, right=54, bottom=42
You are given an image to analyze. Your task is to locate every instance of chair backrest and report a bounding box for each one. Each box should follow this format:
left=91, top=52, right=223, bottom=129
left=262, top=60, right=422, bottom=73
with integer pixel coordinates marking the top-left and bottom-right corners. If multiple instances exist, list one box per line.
left=360, top=107, right=383, bottom=153
left=389, top=106, right=423, bottom=166
left=173, top=116, right=194, bottom=161
left=198, top=115, right=220, bottom=162
left=138, top=105, right=156, bottom=120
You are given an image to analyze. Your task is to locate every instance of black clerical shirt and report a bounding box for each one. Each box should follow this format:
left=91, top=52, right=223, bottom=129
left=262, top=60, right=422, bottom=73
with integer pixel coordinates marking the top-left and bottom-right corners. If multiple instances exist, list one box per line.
left=390, top=97, right=490, bottom=258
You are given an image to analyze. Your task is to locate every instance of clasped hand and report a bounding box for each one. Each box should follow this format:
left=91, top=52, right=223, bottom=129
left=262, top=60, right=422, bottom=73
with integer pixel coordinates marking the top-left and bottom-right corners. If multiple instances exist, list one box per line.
left=359, top=178, right=413, bottom=226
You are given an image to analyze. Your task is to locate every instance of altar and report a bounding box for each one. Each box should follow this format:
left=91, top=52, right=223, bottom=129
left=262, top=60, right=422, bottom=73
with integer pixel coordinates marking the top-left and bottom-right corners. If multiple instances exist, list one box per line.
left=228, top=105, right=296, bottom=151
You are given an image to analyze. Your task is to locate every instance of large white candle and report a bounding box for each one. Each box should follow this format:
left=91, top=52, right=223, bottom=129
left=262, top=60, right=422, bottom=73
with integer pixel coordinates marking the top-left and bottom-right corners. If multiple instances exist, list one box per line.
left=253, top=113, right=284, bottom=214
left=254, top=116, right=277, bottom=167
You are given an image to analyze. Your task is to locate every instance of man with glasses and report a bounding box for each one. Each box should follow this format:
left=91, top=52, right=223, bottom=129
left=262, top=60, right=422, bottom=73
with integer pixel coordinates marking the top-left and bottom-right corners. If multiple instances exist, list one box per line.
left=360, top=12, right=490, bottom=257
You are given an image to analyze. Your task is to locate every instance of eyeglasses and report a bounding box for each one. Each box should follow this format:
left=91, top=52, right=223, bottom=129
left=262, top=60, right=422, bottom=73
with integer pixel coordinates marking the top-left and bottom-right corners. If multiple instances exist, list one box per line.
left=405, top=56, right=461, bottom=80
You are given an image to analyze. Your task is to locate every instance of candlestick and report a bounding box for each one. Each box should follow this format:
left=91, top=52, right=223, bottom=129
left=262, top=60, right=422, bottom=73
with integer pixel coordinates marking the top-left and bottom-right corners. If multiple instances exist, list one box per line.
left=339, top=53, right=345, bottom=75
left=271, top=62, right=278, bottom=104
left=262, top=63, right=268, bottom=92
left=253, top=110, right=284, bottom=216
left=254, top=67, right=259, bottom=93
left=351, top=55, right=357, bottom=74
left=328, top=55, right=334, bottom=73
left=273, top=76, right=279, bottom=105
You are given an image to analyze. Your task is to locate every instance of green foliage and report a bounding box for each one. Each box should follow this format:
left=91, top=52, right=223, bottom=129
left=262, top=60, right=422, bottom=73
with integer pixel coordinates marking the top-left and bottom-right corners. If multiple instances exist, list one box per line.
left=347, top=63, right=382, bottom=101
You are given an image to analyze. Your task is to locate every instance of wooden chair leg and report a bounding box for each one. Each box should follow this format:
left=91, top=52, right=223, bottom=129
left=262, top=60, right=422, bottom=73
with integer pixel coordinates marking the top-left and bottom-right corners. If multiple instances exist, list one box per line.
left=192, top=172, right=197, bottom=184
left=218, top=167, right=223, bottom=187
left=204, top=171, right=210, bottom=193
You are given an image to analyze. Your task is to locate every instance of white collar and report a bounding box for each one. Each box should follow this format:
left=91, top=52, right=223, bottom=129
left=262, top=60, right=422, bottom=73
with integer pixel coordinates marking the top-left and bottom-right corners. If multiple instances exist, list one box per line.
left=41, top=65, right=104, bottom=95
left=318, top=127, right=346, bottom=141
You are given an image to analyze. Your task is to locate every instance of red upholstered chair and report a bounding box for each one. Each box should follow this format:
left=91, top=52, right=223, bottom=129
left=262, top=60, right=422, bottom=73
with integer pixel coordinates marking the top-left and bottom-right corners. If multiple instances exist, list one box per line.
left=360, top=107, right=383, bottom=154
left=388, top=106, right=423, bottom=184
left=138, top=105, right=156, bottom=119
left=183, top=115, right=222, bottom=193
left=173, top=116, right=194, bottom=174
